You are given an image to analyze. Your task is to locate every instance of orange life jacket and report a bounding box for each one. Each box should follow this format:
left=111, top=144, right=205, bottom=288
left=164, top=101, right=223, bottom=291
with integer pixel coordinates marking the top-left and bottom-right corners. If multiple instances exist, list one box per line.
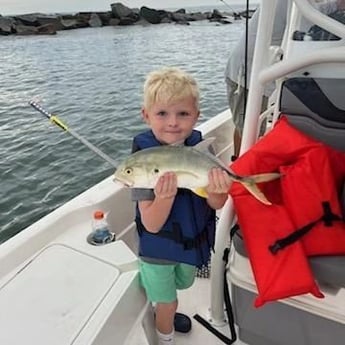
left=230, top=116, right=345, bottom=307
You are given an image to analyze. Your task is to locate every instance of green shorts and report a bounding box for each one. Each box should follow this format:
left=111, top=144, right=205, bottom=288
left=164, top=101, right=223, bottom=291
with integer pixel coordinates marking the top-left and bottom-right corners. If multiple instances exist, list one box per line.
left=139, top=260, right=196, bottom=303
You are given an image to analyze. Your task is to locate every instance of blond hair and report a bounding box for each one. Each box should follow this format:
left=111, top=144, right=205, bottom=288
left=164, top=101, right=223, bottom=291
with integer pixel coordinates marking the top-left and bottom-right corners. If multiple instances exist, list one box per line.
left=143, top=67, right=200, bottom=110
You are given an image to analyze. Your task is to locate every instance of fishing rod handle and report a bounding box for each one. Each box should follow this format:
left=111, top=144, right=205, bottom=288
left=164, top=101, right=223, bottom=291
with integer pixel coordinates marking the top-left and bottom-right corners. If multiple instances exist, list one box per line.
left=29, top=100, right=52, bottom=119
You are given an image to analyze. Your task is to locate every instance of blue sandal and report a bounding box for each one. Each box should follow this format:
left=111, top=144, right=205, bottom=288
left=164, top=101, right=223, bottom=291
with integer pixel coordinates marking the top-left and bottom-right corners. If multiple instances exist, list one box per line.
left=174, top=312, right=192, bottom=333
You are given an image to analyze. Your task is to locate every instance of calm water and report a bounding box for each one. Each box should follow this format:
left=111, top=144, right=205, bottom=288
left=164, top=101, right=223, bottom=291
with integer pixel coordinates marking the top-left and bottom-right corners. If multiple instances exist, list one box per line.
left=0, top=18, right=245, bottom=243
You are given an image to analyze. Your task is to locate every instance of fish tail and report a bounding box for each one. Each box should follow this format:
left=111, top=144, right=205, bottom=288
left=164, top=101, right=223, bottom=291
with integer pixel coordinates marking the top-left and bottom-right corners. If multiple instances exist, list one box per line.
left=239, top=173, right=281, bottom=205
left=240, top=181, right=272, bottom=205
left=249, top=172, right=281, bottom=183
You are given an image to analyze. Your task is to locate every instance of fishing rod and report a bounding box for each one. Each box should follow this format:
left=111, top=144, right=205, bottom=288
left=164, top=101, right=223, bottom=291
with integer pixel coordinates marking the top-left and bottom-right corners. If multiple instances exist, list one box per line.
left=29, top=100, right=118, bottom=168
left=219, top=0, right=239, bottom=16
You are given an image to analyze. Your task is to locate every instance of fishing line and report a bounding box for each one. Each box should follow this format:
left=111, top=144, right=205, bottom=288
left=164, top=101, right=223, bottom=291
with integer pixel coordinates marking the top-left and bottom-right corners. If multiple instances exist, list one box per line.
left=219, top=0, right=239, bottom=16
left=29, top=100, right=118, bottom=169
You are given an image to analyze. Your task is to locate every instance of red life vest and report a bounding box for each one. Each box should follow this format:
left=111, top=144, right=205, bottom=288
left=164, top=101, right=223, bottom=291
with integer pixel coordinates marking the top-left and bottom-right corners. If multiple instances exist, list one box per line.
left=230, top=116, right=345, bottom=307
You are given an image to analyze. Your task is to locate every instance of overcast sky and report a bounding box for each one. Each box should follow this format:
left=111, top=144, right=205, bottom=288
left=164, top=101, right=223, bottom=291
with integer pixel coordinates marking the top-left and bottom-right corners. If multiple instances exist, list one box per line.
left=0, top=0, right=247, bottom=15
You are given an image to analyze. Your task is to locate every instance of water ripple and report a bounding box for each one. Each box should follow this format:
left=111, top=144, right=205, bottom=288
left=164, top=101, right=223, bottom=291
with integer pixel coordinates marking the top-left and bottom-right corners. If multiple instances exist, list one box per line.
left=0, top=22, right=244, bottom=243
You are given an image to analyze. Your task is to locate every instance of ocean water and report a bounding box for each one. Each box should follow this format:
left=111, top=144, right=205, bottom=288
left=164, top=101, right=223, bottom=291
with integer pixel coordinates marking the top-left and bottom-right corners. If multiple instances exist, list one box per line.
left=0, top=17, right=246, bottom=243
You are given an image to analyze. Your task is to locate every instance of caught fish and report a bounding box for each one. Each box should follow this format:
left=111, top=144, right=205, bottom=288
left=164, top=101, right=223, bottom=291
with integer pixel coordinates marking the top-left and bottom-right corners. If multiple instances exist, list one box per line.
left=114, top=139, right=280, bottom=205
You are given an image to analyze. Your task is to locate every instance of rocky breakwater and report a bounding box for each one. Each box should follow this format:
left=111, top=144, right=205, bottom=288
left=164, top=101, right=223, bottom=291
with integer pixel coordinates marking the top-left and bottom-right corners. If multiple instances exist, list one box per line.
left=0, top=2, right=235, bottom=36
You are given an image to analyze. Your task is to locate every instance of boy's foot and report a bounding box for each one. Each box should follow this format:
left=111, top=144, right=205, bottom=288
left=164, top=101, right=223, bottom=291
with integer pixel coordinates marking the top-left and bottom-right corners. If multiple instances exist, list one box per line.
left=174, top=313, right=192, bottom=333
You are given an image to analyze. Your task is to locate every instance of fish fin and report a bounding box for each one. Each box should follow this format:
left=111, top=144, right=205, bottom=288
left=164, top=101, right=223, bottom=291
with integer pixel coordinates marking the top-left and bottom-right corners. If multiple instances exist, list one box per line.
left=193, top=138, right=235, bottom=173
left=237, top=172, right=280, bottom=205
left=240, top=181, right=272, bottom=205
left=250, top=173, right=281, bottom=183
left=192, top=137, right=216, bottom=152
left=191, top=187, right=208, bottom=198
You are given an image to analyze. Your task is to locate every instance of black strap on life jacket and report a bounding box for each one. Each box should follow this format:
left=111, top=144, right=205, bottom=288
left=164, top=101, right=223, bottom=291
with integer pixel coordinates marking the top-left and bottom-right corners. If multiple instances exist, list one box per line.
left=269, top=201, right=342, bottom=255
left=230, top=223, right=241, bottom=240
left=136, top=218, right=210, bottom=250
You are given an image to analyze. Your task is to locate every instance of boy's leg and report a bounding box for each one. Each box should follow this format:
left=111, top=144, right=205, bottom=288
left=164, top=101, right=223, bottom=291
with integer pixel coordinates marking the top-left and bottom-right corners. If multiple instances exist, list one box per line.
left=139, top=261, right=178, bottom=342
left=155, top=300, right=178, bottom=333
left=156, top=329, right=175, bottom=345
left=139, top=261, right=196, bottom=339
left=173, top=263, right=196, bottom=332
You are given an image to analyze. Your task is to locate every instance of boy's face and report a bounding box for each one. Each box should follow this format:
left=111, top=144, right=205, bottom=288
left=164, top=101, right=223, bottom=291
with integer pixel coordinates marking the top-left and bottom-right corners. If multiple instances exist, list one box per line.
left=141, top=96, right=200, bottom=144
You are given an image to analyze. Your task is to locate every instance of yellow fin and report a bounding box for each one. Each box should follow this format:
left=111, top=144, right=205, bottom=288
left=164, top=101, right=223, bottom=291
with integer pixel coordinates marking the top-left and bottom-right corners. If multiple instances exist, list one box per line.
left=250, top=173, right=281, bottom=183
left=239, top=172, right=281, bottom=205
left=192, top=187, right=208, bottom=198
left=241, top=181, right=272, bottom=205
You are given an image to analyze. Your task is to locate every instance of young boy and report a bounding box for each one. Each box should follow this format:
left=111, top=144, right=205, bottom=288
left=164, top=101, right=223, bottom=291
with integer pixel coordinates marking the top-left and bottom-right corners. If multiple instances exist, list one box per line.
left=132, top=67, right=232, bottom=345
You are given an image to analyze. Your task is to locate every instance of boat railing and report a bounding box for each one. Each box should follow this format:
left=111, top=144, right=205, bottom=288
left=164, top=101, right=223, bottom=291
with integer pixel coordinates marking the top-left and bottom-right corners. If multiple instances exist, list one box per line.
left=260, top=46, right=345, bottom=85
left=209, top=0, right=345, bottom=327
left=294, top=0, right=345, bottom=39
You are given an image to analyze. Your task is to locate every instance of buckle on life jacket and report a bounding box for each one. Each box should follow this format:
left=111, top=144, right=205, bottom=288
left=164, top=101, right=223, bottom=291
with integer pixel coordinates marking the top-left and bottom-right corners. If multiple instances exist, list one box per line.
left=321, top=201, right=341, bottom=226
left=269, top=242, right=284, bottom=254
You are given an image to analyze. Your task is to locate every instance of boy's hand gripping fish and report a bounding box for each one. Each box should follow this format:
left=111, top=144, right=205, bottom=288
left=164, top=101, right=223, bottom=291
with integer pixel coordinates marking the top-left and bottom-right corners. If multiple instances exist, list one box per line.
left=113, top=138, right=280, bottom=205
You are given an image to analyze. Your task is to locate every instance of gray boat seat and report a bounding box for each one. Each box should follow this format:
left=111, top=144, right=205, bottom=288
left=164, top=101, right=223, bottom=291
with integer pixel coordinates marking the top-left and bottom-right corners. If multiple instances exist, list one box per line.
left=279, top=77, right=345, bottom=151
left=234, top=77, right=345, bottom=288
left=233, top=228, right=345, bottom=288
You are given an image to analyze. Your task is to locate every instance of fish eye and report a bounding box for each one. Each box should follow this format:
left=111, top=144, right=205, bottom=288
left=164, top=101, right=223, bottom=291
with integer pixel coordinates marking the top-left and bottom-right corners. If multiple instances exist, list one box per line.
left=125, top=168, right=133, bottom=175
left=153, top=168, right=159, bottom=174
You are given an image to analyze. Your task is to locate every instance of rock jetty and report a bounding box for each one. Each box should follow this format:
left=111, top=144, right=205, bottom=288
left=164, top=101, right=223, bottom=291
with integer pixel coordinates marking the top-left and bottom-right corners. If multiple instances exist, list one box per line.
left=0, top=2, right=252, bottom=36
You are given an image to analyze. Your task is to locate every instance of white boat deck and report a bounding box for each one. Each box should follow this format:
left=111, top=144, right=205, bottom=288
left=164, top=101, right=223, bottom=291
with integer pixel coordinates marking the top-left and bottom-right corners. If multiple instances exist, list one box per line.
left=128, top=276, right=247, bottom=345
left=0, top=229, right=245, bottom=345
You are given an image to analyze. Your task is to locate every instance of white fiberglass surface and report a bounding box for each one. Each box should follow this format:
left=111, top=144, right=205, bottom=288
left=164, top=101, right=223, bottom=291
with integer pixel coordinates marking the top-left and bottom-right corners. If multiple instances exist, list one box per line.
left=127, top=277, right=247, bottom=345
left=0, top=244, right=120, bottom=345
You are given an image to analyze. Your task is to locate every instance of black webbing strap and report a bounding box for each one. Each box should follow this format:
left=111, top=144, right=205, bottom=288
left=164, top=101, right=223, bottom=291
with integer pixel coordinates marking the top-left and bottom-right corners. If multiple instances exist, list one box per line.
left=230, top=223, right=241, bottom=239
left=136, top=219, right=209, bottom=250
left=222, top=247, right=237, bottom=344
left=269, top=221, right=316, bottom=254
left=159, top=223, right=209, bottom=250
left=269, top=201, right=342, bottom=254
left=193, top=226, right=238, bottom=344
left=193, top=312, right=236, bottom=345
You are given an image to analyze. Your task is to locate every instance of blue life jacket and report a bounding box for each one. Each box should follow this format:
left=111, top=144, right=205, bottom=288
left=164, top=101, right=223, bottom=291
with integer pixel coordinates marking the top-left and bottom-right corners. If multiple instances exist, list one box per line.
left=133, top=129, right=216, bottom=267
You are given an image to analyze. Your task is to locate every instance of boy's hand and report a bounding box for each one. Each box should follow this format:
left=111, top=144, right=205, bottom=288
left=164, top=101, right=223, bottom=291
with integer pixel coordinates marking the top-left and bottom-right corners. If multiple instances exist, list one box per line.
left=206, top=168, right=233, bottom=194
left=154, top=172, right=178, bottom=199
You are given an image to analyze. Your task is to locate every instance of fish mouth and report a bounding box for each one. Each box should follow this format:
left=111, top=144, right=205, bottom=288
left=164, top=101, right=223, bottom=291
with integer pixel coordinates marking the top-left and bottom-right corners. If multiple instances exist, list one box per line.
left=113, top=176, right=133, bottom=187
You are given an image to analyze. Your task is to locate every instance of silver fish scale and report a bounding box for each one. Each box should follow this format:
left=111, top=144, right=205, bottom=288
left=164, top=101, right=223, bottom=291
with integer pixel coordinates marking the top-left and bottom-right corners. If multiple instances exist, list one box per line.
left=132, top=145, right=217, bottom=173
left=126, top=145, right=247, bottom=183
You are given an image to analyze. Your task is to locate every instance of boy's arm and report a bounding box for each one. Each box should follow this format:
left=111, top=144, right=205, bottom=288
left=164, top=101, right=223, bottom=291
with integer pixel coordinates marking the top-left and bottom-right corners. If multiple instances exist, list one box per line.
left=138, top=172, right=177, bottom=233
left=206, top=168, right=232, bottom=210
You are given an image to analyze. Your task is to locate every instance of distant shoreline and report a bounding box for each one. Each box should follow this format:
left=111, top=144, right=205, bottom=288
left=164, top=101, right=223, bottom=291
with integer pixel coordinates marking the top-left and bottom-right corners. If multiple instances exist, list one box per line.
left=0, top=2, right=255, bottom=36
left=0, top=2, right=260, bottom=17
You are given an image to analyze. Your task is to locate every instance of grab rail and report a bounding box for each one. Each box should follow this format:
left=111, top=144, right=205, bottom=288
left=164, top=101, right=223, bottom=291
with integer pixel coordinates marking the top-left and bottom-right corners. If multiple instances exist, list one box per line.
left=294, top=0, right=345, bottom=39
left=260, top=46, right=345, bottom=84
